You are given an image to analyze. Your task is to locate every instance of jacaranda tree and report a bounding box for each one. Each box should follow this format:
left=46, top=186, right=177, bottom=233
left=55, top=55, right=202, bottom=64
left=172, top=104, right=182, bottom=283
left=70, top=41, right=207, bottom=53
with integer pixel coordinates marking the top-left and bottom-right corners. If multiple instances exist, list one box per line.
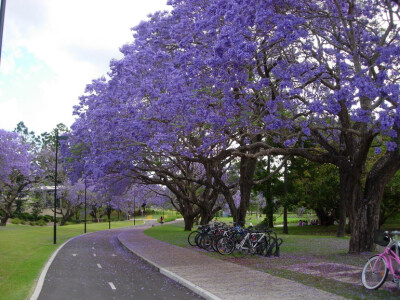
left=69, top=0, right=399, bottom=252
left=0, top=130, right=41, bottom=226
left=160, top=0, right=400, bottom=252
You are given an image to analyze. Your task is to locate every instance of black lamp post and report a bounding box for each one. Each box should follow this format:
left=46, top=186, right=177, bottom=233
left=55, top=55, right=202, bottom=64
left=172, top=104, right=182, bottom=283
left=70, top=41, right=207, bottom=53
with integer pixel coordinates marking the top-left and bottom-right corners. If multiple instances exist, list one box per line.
left=0, top=0, right=7, bottom=66
left=108, top=202, right=111, bottom=230
left=133, top=196, right=136, bottom=226
left=84, top=178, right=87, bottom=233
left=53, top=129, right=68, bottom=244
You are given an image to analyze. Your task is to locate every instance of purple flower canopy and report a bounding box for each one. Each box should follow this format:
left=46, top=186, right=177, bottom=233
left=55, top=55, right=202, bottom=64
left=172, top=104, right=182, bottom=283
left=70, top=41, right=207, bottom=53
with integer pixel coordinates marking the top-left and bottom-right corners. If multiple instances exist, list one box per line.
left=0, top=130, right=35, bottom=185
left=65, top=0, right=400, bottom=242
left=72, top=0, right=399, bottom=163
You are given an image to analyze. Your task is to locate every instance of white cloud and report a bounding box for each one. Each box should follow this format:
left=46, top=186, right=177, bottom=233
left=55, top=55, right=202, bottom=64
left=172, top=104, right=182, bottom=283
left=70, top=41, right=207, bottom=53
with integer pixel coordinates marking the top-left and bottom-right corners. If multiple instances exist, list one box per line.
left=0, top=98, right=20, bottom=130
left=0, top=0, right=169, bottom=134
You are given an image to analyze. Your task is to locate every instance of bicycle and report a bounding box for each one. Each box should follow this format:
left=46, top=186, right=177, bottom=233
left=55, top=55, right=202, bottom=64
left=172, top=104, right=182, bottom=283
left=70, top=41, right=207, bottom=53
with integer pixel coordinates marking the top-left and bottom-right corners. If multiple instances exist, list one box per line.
left=232, top=230, right=268, bottom=258
left=361, top=230, right=400, bottom=290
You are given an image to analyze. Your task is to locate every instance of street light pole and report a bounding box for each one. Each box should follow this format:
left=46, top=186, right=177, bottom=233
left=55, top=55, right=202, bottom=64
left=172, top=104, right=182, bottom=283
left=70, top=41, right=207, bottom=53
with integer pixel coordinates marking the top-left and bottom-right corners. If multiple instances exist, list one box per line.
left=84, top=178, right=87, bottom=233
left=0, top=0, right=7, bottom=66
left=53, top=129, right=68, bottom=244
left=53, top=129, right=59, bottom=244
left=108, top=202, right=111, bottom=230
left=133, top=197, right=136, bottom=226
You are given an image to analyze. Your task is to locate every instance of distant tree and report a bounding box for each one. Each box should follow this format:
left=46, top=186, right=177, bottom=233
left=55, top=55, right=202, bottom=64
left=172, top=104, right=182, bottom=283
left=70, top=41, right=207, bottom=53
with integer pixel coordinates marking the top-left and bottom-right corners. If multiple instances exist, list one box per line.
left=380, top=170, right=400, bottom=227
left=252, top=156, right=285, bottom=228
left=0, top=130, right=41, bottom=225
left=30, top=198, right=43, bottom=219
left=289, top=159, right=340, bottom=226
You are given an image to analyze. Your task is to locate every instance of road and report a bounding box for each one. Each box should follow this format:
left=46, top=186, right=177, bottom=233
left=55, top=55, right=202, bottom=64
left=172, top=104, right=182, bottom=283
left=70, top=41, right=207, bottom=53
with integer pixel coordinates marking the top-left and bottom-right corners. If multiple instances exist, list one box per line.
left=37, top=227, right=203, bottom=300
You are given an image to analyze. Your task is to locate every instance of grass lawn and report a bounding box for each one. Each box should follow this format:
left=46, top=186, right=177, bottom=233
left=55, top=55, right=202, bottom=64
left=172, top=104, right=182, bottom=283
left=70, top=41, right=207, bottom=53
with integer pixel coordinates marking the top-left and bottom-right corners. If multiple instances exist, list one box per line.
left=0, top=220, right=143, bottom=300
left=213, top=214, right=316, bottom=227
left=145, top=221, right=400, bottom=300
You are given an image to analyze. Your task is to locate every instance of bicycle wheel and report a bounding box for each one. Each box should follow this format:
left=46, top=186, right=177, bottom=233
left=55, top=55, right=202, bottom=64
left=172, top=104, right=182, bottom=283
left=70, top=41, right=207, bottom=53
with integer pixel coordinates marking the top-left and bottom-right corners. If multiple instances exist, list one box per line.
left=232, top=245, right=250, bottom=258
left=216, top=237, right=234, bottom=255
left=200, top=234, right=213, bottom=252
left=361, top=255, right=388, bottom=290
left=256, top=238, right=268, bottom=256
left=195, top=232, right=203, bottom=247
left=233, top=239, right=252, bottom=258
left=210, top=234, right=220, bottom=252
left=188, top=230, right=200, bottom=246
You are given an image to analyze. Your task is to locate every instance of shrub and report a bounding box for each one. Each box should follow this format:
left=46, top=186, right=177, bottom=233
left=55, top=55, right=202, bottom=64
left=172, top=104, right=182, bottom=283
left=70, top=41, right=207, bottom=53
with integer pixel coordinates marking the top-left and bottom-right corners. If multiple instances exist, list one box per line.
left=20, top=220, right=26, bottom=225
left=36, top=219, right=47, bottom=226
left=64, top=221, right=75, bottom=226
left=29, top=221, right=35, bottom=226
left=11, top=218, right=21, bottom=225
left=43, top=215, right=53, bottom=222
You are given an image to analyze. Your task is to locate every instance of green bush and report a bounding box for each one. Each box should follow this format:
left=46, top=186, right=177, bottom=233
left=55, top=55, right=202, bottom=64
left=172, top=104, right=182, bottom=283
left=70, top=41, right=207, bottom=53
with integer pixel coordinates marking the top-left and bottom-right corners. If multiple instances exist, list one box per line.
left=20, top=220, right=26, bottom=225
left=44, top=215, right=53, bottom=222
left=11, top=218, right=21, bottom=225
left=29, top=221, right=35, bottom=226
left=36, top=219, right=47, bottom=226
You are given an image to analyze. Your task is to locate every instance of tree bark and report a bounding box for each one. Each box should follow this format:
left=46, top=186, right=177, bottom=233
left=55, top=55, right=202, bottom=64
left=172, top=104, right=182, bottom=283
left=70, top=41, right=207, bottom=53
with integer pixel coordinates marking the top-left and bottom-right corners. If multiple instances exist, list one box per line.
left=266, top=156, right=274, bottom=228
left=0, top=215, right=9, bottom=226
left=337, top=170, right=348, bottom=237
left=238, top=155, right=258, bottom=226
left=348, top=151, right=400, bottom=253
left=183, top=216, right=195, bottom=231
left=283, top=161, right=288, bottom=234
left=199, top=208, right=213, bottom=225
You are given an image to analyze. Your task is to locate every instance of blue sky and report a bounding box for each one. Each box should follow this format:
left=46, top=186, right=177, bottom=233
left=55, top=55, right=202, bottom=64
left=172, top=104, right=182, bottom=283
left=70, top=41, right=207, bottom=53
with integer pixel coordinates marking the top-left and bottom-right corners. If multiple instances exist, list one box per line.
left=0, top=0, right=169, bottom=135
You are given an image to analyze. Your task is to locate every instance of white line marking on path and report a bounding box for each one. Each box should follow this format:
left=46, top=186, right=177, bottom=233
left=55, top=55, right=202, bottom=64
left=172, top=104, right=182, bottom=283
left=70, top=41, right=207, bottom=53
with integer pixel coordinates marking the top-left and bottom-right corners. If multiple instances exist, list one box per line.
left=112, top=254, right=116, bottom=257
left=92, top=247, right=95, bottom=250
left=93, top=253, right=96, bottom=257
left=72, top=254, right=77, bottom=257
left=108, top=282, right=116, bottom=290
left=97, top=264, right=102, bottom=269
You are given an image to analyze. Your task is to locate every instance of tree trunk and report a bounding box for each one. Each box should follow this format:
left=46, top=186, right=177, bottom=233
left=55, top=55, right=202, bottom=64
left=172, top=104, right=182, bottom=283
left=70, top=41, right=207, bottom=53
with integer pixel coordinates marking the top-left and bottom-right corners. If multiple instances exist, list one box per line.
left=0, top=215, right=8, bottom=226
left=337, top=170, right=348, bottom=237
left=238, top=155, right=258, bottom=226
left=348, top=151, right=400, bottom=253
left=348, top=202, right=374, bottom=253
left=339, top=165, right=364, bottom=252
left=283, top=161, right=288, bottom=234
left=266, top=156, right=274, bottom=228
left=183, top=216, right=195, bottom=231
left=199, top=209, right=213, bottom=225
left=170, top=197, right=199, bottom=231
left=219, top=187, right=239, bottom=225
left=283, top=206, right=288, bottom=234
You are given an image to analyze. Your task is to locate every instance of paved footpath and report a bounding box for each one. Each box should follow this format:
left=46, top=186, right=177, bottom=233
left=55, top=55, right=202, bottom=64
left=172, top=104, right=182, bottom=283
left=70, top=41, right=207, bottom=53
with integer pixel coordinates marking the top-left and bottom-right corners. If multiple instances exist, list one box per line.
left=118, top=221, right=347, bottom=300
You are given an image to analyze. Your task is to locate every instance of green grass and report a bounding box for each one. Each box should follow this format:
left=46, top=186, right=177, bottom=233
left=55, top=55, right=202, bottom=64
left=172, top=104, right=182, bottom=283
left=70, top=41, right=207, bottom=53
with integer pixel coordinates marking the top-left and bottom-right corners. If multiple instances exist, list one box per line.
left=0, top=220, right=143, bottom=300
left=145, top=221, right=400, bottom=300
left=214, top=214, right=316, bottom=226
left=145, top=222, right=189, bottom=247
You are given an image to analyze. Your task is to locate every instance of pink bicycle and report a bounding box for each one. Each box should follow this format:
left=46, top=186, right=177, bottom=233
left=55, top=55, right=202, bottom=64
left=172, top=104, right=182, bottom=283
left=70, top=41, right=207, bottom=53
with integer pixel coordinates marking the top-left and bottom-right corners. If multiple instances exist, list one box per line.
left=361, top=230, right=400, bottom=290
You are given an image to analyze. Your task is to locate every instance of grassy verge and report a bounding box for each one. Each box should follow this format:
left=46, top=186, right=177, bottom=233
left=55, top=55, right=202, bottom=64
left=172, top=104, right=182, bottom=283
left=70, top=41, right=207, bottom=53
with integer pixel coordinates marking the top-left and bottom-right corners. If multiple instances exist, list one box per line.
left=213, top=214, right=317, bottom=227
left=145, top=221, right=400, bottom=300
left=0, top=220, right=143, bottom=300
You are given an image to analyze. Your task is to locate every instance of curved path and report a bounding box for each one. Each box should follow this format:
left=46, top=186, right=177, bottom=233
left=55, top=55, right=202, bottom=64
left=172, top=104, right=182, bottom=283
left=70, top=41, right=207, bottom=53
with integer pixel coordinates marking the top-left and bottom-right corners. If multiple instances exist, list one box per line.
left=35, top=225, right=203, bottom=300
left=118, top=221, right=347, bottom=300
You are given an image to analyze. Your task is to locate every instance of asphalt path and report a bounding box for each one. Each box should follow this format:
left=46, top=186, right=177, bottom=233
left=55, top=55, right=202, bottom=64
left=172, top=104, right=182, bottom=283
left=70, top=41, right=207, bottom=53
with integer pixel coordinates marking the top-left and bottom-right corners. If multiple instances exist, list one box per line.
left=37, top=227, right=203, bottom=300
